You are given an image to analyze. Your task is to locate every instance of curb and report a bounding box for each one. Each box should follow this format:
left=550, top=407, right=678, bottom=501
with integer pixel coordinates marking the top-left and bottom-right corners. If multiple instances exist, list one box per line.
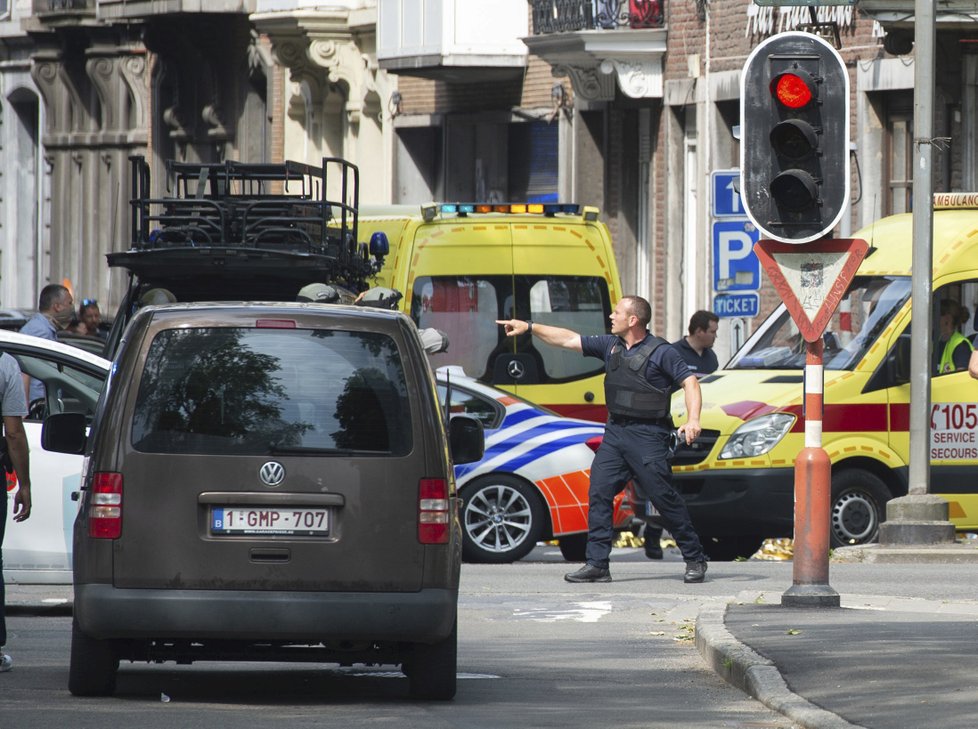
left=694, top=602, right=866, bottom=729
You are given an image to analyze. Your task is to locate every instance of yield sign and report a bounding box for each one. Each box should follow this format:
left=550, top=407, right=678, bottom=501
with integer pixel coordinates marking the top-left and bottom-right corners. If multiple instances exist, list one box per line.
left=754, top=238, right=870, bottom=343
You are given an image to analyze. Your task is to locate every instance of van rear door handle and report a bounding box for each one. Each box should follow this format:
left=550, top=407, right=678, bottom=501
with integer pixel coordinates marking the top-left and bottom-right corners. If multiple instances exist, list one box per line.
left=250, top=549, right=291, bottom=563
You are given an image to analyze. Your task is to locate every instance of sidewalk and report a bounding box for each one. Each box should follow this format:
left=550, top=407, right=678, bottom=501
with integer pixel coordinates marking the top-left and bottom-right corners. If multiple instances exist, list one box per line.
left=3, top=583, right=73, bottom=615
left=696, top=548, right=978, bottom=729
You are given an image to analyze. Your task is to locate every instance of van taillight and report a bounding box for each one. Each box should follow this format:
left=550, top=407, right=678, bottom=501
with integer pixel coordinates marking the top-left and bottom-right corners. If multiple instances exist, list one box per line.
left=90, top=472, right=123, bottom=539
left=585, top=436, right=603, bottom=453
left=418, top=478, right=450, bottom=544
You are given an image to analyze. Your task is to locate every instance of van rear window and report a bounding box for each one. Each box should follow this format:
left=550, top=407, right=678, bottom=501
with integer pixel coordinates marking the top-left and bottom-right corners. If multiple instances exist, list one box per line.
left=131, top=328, right=411, bottom=456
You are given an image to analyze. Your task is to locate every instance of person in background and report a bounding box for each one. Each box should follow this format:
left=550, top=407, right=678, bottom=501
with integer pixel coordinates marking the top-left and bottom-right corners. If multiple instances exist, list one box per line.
left=497, top=295, right=709, bottom=584
left=641, top=310, right=720, bottom=560
left=969, top=349, right=978, bottom=380
left=75, top=299, right=103, bottom=338
left=936, top=299, right=974, bottom=374
left=0, top=351, right=32, bottom=672
left=19, top=284, right=74, bottom=405
left=672, top=310, right=720, bottom=378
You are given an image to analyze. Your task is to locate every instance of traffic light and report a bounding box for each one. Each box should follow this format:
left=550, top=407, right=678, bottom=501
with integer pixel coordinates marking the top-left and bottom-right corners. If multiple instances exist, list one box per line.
left=740, top=32, right=850, bottom=244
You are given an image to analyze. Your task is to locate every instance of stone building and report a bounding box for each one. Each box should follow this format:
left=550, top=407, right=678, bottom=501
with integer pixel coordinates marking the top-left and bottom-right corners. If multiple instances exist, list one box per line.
left=1, top=0, right=977, bottom=357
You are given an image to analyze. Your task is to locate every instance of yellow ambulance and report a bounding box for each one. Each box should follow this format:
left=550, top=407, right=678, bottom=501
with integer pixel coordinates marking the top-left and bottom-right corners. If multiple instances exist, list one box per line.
left=358, top=203, right=624, bottom=422
left=669, top=195, right=978, bottom=560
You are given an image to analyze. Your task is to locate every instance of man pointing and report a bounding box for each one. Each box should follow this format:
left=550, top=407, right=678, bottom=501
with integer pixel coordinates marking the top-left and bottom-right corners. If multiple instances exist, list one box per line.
left=497, top=295, right=709, bottom=583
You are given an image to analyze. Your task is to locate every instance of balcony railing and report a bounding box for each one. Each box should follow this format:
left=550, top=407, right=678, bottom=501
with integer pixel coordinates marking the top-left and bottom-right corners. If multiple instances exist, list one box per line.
left=34, top=0, right=94, bottom=14
left=529, top=0, right=664, bottom=33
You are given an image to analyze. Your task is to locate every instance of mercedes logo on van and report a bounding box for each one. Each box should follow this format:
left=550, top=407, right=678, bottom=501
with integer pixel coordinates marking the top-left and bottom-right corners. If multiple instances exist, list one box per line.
left=507, top=360, right=526, bottom=380
left=259, top=461, right=286, bottom=487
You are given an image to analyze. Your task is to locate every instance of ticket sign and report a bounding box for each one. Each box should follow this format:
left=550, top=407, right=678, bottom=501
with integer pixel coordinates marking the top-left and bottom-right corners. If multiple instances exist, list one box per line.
left=714, top=293, right=759, bottom=318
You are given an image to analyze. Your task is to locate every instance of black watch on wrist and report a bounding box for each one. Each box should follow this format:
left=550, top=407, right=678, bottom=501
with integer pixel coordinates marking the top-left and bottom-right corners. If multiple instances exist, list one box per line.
left=526, top=320, right=533, bottom=335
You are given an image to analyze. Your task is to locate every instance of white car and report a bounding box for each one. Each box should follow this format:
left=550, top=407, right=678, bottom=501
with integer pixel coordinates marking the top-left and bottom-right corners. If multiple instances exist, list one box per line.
left=1, top=330, right=107, bottom=583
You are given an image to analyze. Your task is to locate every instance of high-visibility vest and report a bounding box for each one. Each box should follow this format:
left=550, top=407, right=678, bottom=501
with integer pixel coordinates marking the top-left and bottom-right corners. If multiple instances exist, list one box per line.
left=939, top=330, right=975, bottom=373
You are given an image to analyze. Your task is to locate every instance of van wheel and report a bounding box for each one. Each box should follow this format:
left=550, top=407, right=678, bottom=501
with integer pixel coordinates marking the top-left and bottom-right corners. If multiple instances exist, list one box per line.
left=460, top=476, right=545, bottom=563
left=404, top=618, right=457, bottom=700
left=830, top=469, right=890, bottom=547
left=558, top=533, right=588, bottom=562
left=68, top=622, right=118, bottom=696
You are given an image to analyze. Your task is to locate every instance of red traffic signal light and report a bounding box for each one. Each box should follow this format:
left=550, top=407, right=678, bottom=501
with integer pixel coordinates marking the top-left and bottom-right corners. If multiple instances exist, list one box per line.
left=740, top=32, right=850, bottom=244
left=771, top=72, right=814, bottom=109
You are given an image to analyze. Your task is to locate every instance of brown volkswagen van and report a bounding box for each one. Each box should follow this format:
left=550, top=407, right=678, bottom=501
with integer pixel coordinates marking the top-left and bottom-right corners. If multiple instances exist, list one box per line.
left=44, top=301, right=483, bottom=700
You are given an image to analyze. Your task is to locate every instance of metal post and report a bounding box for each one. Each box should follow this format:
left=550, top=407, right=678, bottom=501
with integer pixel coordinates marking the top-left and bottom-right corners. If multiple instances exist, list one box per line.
left=878, top=0, right=955, bottom=546
left=783, top=337, right=840, bottom=607
left=907, top=0, right=935, bottom=498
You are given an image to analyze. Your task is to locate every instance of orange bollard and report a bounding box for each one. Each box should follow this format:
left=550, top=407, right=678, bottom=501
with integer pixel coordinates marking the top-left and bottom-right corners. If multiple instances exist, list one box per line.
left=783, top=339, right=840, bottom=607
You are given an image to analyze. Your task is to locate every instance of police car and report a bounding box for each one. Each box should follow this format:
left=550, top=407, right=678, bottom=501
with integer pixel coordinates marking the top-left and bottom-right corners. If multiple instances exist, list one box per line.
left=438, top=367, right=632, bottom=563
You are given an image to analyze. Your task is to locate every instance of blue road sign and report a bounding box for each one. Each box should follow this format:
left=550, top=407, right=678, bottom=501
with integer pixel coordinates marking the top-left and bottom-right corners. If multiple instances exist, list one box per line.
left=713, top=219, right=761, bottom=292
left=712, top=170, right=744, bottom=218
left=714, top=293, right=760, bottom=318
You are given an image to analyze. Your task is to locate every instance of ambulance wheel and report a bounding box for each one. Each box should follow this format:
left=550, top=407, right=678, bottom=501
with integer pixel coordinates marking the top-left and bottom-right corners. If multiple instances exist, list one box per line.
left=460, top=476, right=545, bottom=563
left=830, top=469, right=889, bottom=547
left=558, top=533, right=588, bottom=562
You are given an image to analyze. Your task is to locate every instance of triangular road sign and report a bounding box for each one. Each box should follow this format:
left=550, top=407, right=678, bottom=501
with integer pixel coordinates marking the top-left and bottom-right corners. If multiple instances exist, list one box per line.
left=754, top=238, right=870, bottom=342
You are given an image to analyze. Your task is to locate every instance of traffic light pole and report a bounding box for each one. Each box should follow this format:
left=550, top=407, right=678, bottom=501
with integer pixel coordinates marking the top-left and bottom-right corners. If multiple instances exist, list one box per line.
left=782, top=336, right=840, bottom=607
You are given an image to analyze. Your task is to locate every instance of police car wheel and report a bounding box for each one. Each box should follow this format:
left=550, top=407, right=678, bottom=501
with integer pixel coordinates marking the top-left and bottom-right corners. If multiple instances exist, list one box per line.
left=460, top=476, right=546, bottom=564
left=830, top=469, right=890, bottom=547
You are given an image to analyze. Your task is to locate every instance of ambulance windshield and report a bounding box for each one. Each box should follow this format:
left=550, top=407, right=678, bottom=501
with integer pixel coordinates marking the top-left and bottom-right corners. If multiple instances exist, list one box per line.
left=728, top=276, right=912, bottom=370
left=411, top=274, right=610, bottom=383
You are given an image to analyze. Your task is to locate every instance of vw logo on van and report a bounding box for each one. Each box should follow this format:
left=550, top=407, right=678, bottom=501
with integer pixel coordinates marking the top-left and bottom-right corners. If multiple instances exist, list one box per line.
left=259, top=461, right=286, bottom=487
left=507, top=360, right=526, bottom=380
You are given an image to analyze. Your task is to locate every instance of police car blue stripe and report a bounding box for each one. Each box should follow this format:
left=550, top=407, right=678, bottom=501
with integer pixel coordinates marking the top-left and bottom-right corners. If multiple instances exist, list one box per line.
left=487, top=420, right=602, bottom=454
left=456, top=433, right=600, bottom=479
left=455, top=435, right=596, bottom=478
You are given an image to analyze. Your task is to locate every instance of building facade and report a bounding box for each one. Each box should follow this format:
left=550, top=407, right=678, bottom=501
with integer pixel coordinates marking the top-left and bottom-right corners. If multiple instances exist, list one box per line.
left=0, top=0, right=976, bottom=359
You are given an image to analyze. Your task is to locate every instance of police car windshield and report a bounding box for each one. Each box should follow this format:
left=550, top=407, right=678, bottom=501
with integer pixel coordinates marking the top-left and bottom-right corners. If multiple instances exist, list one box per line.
left=727, top=276, right=912, bottom=370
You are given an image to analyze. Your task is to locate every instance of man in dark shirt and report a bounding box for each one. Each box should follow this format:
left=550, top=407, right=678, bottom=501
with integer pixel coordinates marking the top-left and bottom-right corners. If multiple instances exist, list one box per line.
left=672, top=310, right=719, bottom=378
left=497, top=295, right=709, bottom=584
left=642, top=310, right=720, bottom=559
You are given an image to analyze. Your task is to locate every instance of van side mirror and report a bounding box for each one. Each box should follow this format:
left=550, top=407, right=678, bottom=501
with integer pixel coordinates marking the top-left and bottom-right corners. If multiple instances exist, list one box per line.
left=41, top=412, right=88, bottom=455
left=369, top=231, right=389, bottom=259
left=449, top=415, right=484, bottom=465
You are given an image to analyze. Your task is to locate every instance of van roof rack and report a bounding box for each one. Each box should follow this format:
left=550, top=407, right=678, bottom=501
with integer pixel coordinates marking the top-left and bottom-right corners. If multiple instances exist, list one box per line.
left=108, top=155, right=376, bottom=294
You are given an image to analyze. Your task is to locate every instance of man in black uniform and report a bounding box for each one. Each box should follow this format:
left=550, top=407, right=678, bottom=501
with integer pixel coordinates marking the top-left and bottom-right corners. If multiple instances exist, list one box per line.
left=497, top=295, right=708, bottom=583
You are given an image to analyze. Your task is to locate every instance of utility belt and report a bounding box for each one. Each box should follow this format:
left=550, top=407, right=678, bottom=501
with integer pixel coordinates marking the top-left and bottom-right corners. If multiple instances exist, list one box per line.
left=607, top=414, right=674, bottom=428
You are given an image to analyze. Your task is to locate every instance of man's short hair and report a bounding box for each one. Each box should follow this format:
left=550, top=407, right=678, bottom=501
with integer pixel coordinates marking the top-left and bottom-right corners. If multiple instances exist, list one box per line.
left=38, top=284, right=69, bottom=313
left=622, top=295, right=652, bottom=328
left=688, top=310, right=719, bottom=335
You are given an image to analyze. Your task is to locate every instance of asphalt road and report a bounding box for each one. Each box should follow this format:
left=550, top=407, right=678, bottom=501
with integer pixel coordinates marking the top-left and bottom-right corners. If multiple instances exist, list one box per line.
left=1, top=544, right=797, bottom=729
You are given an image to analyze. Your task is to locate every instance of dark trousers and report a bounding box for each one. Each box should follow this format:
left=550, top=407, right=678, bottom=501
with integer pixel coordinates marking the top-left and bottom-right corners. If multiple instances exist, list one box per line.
left=585, top=420, right=705, bottom=568
left=1, top=485, right=6, bottom=647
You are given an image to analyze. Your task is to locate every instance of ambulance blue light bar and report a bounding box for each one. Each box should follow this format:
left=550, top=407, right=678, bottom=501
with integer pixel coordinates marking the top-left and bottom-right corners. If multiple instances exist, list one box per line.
left=421, top=202, right=582, bottom=222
